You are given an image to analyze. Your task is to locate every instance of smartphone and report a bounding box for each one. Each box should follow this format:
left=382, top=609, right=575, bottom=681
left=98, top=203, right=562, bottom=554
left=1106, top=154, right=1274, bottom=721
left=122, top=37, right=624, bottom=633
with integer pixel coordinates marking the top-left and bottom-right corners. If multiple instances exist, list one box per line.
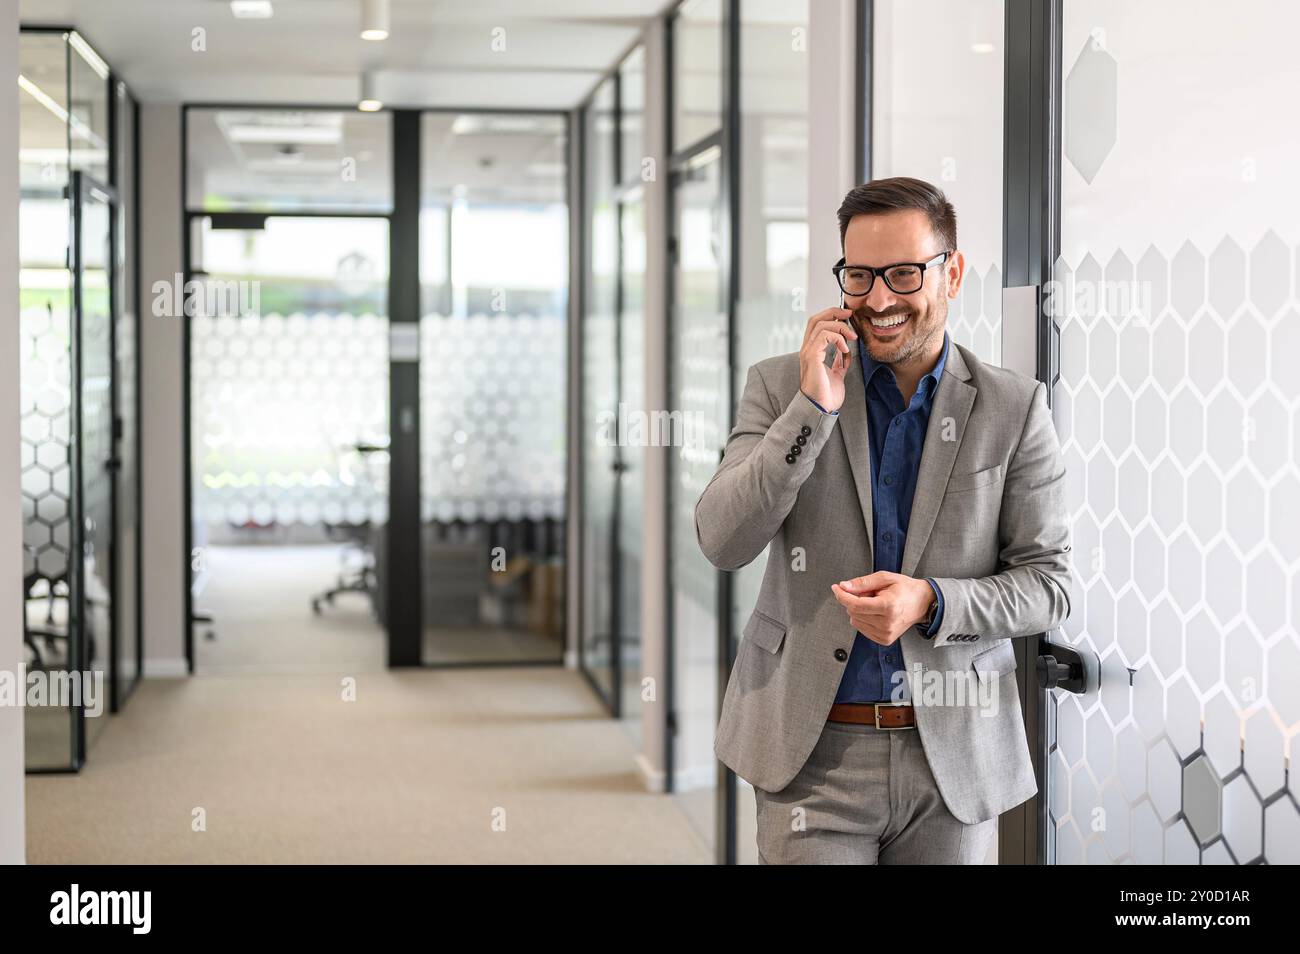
left=823, top=291, right=847, bottom=368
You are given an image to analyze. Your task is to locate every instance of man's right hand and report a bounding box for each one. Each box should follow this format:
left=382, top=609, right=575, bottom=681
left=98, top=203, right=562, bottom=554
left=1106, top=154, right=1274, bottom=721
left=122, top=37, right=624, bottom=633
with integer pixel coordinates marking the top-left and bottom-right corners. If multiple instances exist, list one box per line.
left=798, top=308, right=858, bottom=413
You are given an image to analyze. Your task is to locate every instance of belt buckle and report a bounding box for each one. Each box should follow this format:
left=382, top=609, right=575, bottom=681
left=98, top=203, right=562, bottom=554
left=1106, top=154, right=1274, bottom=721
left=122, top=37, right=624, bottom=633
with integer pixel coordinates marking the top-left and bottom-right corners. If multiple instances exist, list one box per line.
left=873, top=701, right=910, bottom=731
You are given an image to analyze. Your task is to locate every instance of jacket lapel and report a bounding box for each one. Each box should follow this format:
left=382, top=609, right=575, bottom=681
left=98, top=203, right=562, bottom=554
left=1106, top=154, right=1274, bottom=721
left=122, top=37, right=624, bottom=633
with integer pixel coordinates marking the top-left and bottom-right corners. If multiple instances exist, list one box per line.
left=901, top=342, right=976, bottom=578
left=837, top=350, right=875, bottom=563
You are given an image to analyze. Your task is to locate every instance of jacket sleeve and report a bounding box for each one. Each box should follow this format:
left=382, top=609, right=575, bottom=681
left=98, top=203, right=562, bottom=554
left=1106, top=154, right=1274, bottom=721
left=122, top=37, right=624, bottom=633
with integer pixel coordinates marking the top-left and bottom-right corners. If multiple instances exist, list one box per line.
left=694, top=362, right=840, bottom=572
left=927, top=380, right=1073, bottom=645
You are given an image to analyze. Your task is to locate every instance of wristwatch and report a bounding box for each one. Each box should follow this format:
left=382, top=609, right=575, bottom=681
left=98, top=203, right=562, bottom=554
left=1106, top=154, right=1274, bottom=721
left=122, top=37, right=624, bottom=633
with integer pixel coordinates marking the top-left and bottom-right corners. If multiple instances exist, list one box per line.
left=918, top=595, right=939, bottom=637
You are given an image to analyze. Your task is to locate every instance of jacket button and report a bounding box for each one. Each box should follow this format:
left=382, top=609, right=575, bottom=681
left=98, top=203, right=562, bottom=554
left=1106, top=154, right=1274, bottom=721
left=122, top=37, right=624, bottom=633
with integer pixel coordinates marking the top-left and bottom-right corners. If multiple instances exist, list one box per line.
left=790, top=444, right=801, bottom=456
left=795, top=434, right=807, bottom=446
left=800, top=425, right=811, bottom=436
left=785, top=453, right=796, bottom=464
left=834, top=648, right=848, bottom=662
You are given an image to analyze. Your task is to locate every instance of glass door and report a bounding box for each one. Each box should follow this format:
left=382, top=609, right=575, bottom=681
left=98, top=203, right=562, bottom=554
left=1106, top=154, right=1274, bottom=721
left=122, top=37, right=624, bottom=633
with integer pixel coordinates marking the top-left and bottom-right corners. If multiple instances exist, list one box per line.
left=669, top=146, right=728, bottom=854
left=71, top=171, right=117, bottom=759
left=1044, top=0, right=1300, bottom=865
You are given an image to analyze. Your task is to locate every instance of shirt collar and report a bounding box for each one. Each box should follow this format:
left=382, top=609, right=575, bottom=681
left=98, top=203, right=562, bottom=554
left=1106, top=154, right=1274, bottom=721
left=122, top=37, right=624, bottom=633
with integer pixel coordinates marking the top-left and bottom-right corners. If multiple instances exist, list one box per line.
left=860, top=329, right=951, bottom=404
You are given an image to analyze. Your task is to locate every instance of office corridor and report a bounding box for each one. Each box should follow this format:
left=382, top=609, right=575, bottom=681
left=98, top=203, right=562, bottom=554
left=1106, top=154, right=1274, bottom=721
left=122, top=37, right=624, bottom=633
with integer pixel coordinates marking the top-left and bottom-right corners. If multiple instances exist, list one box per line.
left=25, top=668, right=708, bottom=864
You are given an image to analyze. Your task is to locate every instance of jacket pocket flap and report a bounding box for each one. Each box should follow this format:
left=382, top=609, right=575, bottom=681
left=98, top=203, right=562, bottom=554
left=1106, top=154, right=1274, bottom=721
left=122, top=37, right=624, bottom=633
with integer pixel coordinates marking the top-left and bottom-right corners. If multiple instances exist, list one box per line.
left=743, top=610, right=786, bottom=654
left=970, top=640, right=1016, bottom=682
left=946, top=463, right=1005, bottom=494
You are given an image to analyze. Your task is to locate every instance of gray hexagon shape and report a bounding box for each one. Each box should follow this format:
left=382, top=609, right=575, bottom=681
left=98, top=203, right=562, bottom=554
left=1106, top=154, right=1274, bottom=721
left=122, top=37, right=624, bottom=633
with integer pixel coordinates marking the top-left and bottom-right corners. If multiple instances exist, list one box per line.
left=1133, top=525, right=1166, bottom=605
left=1263, top=798, right=1300, bottom=864
left=1268, top=309, right=1300, bottom=398
left=1208, top=236, right=1247, bottom=323
left=1202, top=690, right=1240, bottom=778
left=1243, top=552, right=1285, bottom=642
left=1221, top=775, right=1262, bottom=861
left=1149, top=457, right=1184, bottom=538
left=1116, top=723, right=1147, bottom=802
left=1203, top=539, right=1244, bottom=628
left=1102, top=780, right=1132, bottom=859
left=1242, top=709, right=1284, bottom=797
left=1064, top=38, right=1118, bottom=184
left=1151, top=314, right=1188, bottom=396
left=1183, top=753, right=1223, bottom=845
left=1166, top=675, right=1203, bottom=758
left=1133, top=384, right=1167, bottom=465
left=1171, top=241, right=1207, bottom=321
left=1248, top=230, right=1289, bottom=319
left=1184, top=609, right=1224, bottom=696
left=1131, top=799, right=1164, bottom=864
left=1269, top=472, right=1300, bottom=565
left=1165, top=817, right=1200, bottom=864
left=1137, top=246, right=1170, bottom=318
left=1267, top=638, right=1300, bottom=727
left=1148, top=737, right=1183, bottom=821
left=1205, top=389, right=1247, bottom=476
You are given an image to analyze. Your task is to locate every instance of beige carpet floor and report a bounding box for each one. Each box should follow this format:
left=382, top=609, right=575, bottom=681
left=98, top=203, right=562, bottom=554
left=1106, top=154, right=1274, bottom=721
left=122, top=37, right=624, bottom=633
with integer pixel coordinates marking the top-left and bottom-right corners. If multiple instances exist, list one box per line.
left=25, top=666, right=711, bottom=864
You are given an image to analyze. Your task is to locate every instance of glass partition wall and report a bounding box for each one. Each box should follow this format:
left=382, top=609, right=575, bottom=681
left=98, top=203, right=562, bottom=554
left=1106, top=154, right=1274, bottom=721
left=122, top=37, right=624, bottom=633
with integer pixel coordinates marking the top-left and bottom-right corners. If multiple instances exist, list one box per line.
left=579, top=45, right=649, bottom=719
left=417, top=112, right=569, bottom=665
left=19, top=29, right=140, bottom=771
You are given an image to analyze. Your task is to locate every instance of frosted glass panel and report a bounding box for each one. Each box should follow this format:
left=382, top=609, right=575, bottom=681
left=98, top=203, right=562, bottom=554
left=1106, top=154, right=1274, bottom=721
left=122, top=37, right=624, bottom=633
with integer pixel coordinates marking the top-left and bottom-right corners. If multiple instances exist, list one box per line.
left=1049, top=0, right=1300, bottom=865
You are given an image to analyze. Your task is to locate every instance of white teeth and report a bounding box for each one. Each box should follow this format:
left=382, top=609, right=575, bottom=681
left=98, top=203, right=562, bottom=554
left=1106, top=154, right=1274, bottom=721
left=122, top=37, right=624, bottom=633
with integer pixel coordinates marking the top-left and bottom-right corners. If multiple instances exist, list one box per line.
left=870, top=315, right=908, bottom=328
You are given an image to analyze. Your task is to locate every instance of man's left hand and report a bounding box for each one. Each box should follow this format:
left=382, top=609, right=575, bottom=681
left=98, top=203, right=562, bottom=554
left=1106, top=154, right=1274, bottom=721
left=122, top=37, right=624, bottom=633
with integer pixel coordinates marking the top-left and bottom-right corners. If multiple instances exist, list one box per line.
left=831, top=572, right=933, bottom=646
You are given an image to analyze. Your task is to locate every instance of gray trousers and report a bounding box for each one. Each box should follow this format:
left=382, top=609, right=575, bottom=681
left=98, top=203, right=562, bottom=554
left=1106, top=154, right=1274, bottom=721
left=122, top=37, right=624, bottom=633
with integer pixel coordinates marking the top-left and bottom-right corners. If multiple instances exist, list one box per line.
left=754, top=720, right=997, bottom=864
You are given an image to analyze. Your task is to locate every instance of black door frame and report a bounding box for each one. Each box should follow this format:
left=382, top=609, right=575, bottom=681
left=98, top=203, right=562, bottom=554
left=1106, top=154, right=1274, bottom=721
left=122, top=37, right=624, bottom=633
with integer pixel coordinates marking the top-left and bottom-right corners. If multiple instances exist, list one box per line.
left=180, top=103, right=573, bottom=674
left=1000, top=0, right=1063, bottom=866
left=69, top=170, right=119, bottom=771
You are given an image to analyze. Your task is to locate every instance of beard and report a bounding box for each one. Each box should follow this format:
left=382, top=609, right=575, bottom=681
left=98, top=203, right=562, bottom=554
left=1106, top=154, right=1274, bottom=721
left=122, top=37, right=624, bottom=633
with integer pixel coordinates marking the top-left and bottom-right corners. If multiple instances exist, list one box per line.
left=850, top=295, right=947, bottom=368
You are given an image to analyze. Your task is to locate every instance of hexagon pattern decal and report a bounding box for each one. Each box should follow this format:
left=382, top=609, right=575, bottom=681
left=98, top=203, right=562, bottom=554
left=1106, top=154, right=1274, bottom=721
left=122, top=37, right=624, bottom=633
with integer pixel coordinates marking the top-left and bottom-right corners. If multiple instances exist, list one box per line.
left=1048, top=235, right=1300, bottom=864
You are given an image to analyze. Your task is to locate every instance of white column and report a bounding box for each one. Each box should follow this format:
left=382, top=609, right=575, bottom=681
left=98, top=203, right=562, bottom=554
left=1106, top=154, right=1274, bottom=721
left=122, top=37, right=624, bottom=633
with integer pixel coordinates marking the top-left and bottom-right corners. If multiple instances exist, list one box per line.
left=636, top=19, right=670, bottom=792
left=139, top=105, right=189, bottom=677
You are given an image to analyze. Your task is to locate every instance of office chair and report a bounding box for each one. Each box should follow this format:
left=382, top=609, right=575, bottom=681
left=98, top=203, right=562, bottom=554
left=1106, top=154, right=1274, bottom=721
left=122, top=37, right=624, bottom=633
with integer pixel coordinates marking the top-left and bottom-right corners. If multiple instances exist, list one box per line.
left=311, top=440, right=386, bottom=618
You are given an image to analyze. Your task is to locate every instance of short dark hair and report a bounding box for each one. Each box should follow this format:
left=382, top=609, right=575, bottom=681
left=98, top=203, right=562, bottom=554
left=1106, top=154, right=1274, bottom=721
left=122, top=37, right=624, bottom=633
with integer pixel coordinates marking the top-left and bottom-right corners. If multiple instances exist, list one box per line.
left=836, top=176, right=957, bottom=253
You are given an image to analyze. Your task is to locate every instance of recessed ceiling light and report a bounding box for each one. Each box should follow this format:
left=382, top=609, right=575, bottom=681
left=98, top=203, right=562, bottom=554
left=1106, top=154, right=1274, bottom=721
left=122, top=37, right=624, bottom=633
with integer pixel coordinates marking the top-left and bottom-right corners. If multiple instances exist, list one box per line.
left=360, top=0, right=389, bottom=41
left=231, top=1, right=274, bottom=19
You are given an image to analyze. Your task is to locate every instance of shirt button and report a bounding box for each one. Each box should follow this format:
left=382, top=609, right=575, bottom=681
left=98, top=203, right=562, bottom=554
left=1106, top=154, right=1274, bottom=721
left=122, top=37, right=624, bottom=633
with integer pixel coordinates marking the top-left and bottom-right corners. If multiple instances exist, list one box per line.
left=882, top=531, right=893, bottom=542
left=883, top=474, right=893, bottom=485
left=834, top=648, right=848, bottom=662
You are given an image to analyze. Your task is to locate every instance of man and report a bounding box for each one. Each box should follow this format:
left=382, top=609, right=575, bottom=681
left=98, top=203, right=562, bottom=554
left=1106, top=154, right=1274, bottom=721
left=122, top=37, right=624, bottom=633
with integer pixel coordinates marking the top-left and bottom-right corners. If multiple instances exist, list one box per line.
left=695, top=176, right=1072, bottom=864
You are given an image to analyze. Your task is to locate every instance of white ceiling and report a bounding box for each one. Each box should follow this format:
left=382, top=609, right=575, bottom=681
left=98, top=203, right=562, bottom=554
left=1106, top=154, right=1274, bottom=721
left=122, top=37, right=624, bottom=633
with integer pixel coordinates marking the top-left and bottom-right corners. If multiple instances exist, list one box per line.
left=18, top=0, right=670, bottom=109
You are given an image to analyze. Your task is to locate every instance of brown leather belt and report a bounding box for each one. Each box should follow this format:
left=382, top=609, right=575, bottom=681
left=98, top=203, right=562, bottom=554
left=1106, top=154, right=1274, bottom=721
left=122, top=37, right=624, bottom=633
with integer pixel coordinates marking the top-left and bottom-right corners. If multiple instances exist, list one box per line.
left=828, top=702, right=916, bottom=730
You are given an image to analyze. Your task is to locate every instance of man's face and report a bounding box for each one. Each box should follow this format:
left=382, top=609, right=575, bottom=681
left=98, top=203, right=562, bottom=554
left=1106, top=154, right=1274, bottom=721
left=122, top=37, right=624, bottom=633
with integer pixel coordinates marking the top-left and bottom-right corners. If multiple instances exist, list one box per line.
left=841, top=209, right=964, bottom=367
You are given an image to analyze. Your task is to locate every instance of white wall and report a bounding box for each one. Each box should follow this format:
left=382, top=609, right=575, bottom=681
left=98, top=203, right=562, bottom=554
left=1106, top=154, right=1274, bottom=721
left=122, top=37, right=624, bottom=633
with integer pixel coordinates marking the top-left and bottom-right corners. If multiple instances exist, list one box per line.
left=138, top=104, right=188, bottom=677
left=1, top=0, right=28, bottom=864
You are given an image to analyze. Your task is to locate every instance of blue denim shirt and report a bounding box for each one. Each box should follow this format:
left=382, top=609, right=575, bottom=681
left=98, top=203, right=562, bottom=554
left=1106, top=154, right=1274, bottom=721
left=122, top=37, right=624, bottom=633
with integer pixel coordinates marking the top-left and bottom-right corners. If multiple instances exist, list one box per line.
left=808, top=332, right=949, bottom=703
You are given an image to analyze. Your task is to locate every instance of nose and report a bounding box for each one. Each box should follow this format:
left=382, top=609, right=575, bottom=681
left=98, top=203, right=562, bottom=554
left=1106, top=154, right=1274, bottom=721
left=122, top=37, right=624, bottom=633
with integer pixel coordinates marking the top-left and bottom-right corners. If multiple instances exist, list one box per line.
left=861, top=277, right=900, bottom=313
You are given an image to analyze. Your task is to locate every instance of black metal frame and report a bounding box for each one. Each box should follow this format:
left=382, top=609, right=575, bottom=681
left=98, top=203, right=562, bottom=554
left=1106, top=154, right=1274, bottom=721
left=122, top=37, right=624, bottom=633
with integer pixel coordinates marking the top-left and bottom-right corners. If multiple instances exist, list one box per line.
left=20, top=25, right=142, bottom=771
left=573, top=40, right=652, bottom=718
left=107, top=73, right=145, bottom=714
left=70, top=170, right=120, bottom=771
left=179, top=102, right=573, bottom=673
left=855, top=0, right=874, bottom=183
left=1000, top=0, right=1063, bottom=866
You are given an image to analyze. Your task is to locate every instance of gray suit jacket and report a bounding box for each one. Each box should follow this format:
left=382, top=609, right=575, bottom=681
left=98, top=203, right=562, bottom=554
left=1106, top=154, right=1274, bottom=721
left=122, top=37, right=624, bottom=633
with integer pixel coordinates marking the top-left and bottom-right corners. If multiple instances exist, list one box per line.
left=695, top=340, right=1072, bottom=825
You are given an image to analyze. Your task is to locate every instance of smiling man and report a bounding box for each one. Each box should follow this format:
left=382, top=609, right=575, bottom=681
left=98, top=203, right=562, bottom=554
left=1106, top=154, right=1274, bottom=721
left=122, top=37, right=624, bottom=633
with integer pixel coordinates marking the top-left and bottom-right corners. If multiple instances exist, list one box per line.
left=695, top=176, right=1072, bottom=864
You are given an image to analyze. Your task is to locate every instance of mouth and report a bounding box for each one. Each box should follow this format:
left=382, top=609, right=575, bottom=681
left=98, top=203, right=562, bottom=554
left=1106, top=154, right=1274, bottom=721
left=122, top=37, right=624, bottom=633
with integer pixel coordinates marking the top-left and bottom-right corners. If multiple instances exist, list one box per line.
left=865, top=312, right=911, bottom=334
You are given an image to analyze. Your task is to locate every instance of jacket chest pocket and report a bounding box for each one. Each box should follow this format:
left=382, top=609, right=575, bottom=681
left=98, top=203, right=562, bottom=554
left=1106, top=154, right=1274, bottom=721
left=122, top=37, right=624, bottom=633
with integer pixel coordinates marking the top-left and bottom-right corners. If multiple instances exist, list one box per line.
left=742, top=610, right=787, bottom=654
left=945, top=463, right=1005, bottom=494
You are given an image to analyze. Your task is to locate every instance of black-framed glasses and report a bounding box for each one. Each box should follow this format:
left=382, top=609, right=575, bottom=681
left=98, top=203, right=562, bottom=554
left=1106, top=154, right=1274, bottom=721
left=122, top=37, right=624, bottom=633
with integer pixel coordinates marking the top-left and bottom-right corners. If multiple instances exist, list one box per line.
left=832, top=250, right=951, bottom=296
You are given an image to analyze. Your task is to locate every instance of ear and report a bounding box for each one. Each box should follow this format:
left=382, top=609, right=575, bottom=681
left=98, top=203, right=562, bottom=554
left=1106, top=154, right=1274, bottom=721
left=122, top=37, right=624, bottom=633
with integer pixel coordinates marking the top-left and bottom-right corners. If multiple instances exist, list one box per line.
left=944, top=249, right=967, bottom=299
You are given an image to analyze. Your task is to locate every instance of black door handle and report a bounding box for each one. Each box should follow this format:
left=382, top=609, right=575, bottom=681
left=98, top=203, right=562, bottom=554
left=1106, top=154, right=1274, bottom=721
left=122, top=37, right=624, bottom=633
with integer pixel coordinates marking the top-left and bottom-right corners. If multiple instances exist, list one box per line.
left=1036, top=640, right=1093, bottom=694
